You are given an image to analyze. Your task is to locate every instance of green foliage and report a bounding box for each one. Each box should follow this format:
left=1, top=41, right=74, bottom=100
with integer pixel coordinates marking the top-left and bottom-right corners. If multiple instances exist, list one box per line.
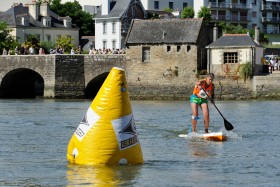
left=0, top=22, right=19, bottom=53
left=24, top=35, right=40, bottom=49
left=147, top=12, right=160, bottom=19
left=163, top=8, right=173, bottom=13
left=40, top=41, right=56, bottom=54
left=197, top=7, right=212, bottom=24
left=50, top=0, right=94, bottom=37
left=218, top=22, right=248, bottom=34
left=56, top=36, right=75, bottom=53
left=238, top=62, right=253, bottom=82
left=181, top=7, right=194, bottom=18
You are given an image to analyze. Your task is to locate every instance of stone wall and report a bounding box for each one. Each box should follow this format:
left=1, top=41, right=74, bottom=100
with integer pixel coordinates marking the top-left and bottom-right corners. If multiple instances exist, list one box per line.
left=125, top=44, right=200, bottom=100
left=54, top=55, right=85, bottom=98
left=253, top=74, right=280, bottom=99
left=84, top=54, right=126, bottom=86
left=55, top=54, right=127, bottom=98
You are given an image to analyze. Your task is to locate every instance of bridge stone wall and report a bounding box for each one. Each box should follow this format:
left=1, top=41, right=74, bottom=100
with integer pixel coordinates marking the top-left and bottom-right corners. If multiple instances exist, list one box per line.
left=0, top=55, right=56, bottom=98
left=0, top=55, right=126, bottom=98
left=84, top=55, right=126, bottom=86
left=54, top=55, right=126, bottom=98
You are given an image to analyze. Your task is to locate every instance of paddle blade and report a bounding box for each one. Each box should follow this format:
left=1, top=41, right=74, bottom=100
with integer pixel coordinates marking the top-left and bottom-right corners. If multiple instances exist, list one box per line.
left=224, top=118, right=234, bottom=131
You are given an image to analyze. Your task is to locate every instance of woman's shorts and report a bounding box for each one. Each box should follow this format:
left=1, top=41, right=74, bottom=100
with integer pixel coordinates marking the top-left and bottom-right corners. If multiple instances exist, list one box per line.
left=190, top=94, right=208, bottom=105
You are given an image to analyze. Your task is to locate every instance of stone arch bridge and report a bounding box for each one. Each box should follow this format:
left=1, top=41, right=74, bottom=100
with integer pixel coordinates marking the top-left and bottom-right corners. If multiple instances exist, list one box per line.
left=0, top=55, right=126, bottom=99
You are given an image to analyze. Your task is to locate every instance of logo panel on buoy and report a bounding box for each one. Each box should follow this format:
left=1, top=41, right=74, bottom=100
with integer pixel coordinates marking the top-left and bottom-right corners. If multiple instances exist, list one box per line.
left=75, top=108, right=100, bottom=141
left=112, top=113, right=139, bottom=150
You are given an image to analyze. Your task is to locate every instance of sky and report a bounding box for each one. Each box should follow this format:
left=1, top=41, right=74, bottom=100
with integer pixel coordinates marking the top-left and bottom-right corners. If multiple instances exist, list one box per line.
left=0, top=0, right=30, bottom=11
left=0, top=0, right=102, bottom=12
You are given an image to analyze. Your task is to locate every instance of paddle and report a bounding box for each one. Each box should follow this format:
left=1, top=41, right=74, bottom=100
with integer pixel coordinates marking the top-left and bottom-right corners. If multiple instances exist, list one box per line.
left=201, top=88, right=234, bottom=131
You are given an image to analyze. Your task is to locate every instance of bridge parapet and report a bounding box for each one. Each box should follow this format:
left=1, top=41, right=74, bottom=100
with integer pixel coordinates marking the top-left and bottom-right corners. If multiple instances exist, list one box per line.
left=0, top=55, right=126, bottom=98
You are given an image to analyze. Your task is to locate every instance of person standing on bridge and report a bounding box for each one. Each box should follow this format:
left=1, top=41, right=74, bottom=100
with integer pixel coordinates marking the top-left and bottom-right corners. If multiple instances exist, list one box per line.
left=189, top=73, right=215, bottom=133
left=2, top=48, right=7, bottom=55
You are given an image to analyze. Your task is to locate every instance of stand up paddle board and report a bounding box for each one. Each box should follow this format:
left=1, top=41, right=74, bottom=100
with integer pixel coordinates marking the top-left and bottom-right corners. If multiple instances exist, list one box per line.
left=179, top=132, right=227, bottom=141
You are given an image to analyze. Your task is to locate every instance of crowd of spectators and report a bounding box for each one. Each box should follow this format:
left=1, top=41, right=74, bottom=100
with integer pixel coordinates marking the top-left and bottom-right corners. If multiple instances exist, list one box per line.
left=89, top=48, right=126, bottom=55
left=2, top=46, right=126, bottom=55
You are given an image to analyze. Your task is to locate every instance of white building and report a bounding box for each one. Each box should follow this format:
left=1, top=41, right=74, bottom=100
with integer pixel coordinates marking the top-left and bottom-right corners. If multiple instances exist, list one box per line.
left=0, top=1, right=79, bottom=46
left=140, top=0, right=193, bottom=11
left=94, top=0, right=147, bottom=50
left=194, top=0, right=280, bottom=36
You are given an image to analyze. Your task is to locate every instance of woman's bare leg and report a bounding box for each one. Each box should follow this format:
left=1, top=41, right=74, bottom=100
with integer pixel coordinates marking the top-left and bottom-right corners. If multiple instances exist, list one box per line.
left=191, top=103, right=199, bottom=132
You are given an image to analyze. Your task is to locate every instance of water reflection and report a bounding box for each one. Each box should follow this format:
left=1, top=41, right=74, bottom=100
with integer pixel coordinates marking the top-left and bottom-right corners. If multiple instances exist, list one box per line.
left=187, top=141, right=223, bottom=157
left=67, top=164, right=142, bottom=186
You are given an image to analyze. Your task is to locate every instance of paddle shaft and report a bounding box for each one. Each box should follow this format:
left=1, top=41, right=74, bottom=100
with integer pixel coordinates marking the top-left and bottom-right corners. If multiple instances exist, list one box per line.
left=201, top=87, right=227, bottom=121
left=199, top=86, right=234, bottom=130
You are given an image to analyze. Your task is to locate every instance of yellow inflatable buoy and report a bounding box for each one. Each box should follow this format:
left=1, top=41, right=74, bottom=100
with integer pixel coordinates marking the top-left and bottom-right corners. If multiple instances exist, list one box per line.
left=67, top=67, right=144, bottom=165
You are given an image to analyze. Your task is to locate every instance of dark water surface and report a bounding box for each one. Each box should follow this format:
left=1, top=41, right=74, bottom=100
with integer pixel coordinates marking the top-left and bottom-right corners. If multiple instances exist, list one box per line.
left=0, top=99, right=279, bottom=186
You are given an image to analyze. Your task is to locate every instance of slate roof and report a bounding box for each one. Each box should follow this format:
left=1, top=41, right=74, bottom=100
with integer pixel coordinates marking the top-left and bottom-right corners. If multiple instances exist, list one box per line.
left=0, top=3, right=78, bottom=29
left=94, top=0, right=131, bottom=19
left=125, top=18, right=204, bottom=44
left=207, top=34, right=262, bottom=48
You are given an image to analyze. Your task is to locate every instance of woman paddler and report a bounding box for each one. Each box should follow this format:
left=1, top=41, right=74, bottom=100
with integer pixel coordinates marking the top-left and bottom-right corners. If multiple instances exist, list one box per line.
left=189, top=73, right=215, bottom=133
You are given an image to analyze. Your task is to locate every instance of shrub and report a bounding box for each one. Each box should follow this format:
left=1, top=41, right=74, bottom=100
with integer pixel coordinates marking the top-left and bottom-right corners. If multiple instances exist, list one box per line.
left=238, top=62, right=253, bottom=82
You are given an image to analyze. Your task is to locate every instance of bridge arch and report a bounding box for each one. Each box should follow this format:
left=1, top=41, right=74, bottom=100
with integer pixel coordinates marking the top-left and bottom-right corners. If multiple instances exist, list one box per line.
left=85, top=72, right=109, bottom=99
left=0, top=68, right=44, bottom=98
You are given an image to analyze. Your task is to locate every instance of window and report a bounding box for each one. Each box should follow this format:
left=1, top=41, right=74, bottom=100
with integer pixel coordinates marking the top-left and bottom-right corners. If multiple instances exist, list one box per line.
left=167, top=46, right=171, bottom=52
left=112, top=40, right=116, bottom=49
left=183, top=3, right=188, bottom=8
left=177, top=46, right=181, bottom=52
left=103, top=22, right=107, bottom=34
left=112, top=22, right=116, bottom=34
left=142, top=47, right=150, bottom=62
left=46, top=35, right=51, bottom=41
left=169, top=2, right=174, bottom=10
left=224, top=52, right=238, bottom=63
left=252, top=11, right=257, bottom=18
left=103, top=40, right=107, bottom=49
left=187, top=45, right=191, bottom=52
left=154, top=1, right=159, bottom=9
left=46, top=20, right=51, bottom=27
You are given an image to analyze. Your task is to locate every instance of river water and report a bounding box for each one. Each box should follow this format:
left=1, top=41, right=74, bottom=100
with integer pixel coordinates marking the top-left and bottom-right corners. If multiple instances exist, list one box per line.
left=0, top=99, right=279, bottom=186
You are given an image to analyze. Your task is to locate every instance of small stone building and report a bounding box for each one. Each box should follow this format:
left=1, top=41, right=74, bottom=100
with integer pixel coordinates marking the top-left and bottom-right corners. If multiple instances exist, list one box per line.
left=125, top=18, right=213, bottom=100
left=206, top=27, right=265, bottom=77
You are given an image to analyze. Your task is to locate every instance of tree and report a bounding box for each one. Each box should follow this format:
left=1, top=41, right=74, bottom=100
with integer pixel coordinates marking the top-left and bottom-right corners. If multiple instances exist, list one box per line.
left=197, top=7, right=212, bottom=24
left=219, top=22, right=248, bottom=34
left=56, top=36, right=75, bottom=53
left=50, top=0, right=94, bottom=38
left=40, top=41, right=56, bottom=54
left=24, top=34, right=40, bottom=50
left=0, top=22, right=18, bottom=54
left=181, top=7, right=194, bottom=18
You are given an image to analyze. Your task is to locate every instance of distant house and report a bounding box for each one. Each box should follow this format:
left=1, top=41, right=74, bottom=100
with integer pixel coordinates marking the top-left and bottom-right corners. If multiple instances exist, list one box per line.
left=125, top=18, right=212, bottom=73
left=94, top=0, right=147, bottom=50
left=0, top=1, right=79, bottom=46
left=206, top=27, right=265, bottom=76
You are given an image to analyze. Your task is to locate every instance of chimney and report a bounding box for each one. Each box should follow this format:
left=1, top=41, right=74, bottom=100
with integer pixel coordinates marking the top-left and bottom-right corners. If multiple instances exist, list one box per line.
left=29, top=1, right=39, bottom=20
left=102, top=0, right=110, bottom=15
left=213, top=24, right=218, bottom=42
left=40, top=2, right=50, bottom=17
left=255, top=26, right=260, bottom=44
